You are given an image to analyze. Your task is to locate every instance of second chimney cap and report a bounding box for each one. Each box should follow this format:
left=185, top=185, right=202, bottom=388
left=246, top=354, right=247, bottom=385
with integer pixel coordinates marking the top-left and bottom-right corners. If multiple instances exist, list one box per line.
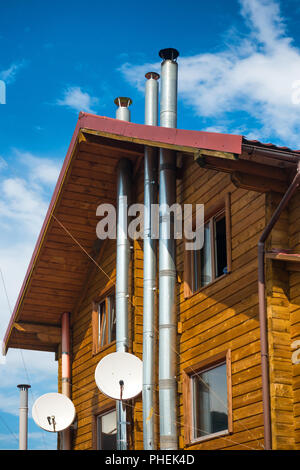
left=145, top=72, right=160, bottom=80
left=159, top=48, right=179, bottom=61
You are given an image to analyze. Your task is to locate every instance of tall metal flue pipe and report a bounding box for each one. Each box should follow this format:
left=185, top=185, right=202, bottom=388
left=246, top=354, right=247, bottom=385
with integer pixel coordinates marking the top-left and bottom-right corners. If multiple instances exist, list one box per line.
left=143, top=72, right=159, bottom=450
left=115, top=97, right=132, bottom=450
left=158, top=48, right=179, bottom=450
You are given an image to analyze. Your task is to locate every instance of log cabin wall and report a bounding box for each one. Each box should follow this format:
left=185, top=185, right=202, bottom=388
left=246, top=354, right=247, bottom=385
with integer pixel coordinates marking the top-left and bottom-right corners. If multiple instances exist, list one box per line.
left=265, top=193, right=295, bottom=450
left=288, top=191, right=300, bottom=449
left=58, top=151, right=300, bottom=450
left=60, top=236, right=135, bottom=450
left=177, top=156, right=266, bottom=450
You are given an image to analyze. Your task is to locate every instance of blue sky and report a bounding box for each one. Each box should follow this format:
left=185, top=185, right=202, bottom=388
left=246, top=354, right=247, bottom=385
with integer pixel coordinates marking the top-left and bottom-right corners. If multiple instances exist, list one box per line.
left=1, top=0, right=300, bottom=450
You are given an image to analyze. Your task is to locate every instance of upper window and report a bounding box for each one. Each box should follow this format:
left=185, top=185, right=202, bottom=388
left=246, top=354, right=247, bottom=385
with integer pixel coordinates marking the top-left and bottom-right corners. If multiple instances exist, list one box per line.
left=92, top=290, right=116, bottom=354
left=97, top=409, right=117, bottom=450
left=183, top=351, right=232, bottom=445
left=184, top=195, right=231, bottom=298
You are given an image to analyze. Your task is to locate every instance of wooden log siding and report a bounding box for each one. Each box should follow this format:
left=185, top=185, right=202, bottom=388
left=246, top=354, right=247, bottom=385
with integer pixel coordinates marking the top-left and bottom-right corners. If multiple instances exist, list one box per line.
left=288, top=190, right=300, bottom=449
left=264, top=192, right=295, bottom=449
left=58, top=153, right=300, bottom=450
left=177, top=158, right=265, bottom=450
left=67, top=239, right=119, bottom=449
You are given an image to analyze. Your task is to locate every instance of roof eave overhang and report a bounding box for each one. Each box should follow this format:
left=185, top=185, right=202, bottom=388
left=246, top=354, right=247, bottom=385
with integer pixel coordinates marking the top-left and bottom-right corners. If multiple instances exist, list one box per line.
left=1, top=112, right=249, bottom=355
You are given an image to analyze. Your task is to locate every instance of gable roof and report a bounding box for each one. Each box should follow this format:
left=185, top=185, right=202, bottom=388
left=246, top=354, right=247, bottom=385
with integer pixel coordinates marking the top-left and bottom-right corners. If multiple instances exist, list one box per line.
left=3, top=112, right=298, bottom=354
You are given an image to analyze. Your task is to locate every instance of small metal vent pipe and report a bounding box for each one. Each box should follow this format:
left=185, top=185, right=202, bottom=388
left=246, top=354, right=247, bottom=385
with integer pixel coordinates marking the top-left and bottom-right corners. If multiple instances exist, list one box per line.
left=143, top=72, right=159, bottom=450
left=114, top=97, right=132, bottom=122
left=158, top=48, right=179, bottom=450
left=61, top=311, right=71, bottom=450
left=17, top=384, right=31, bottom=450
left=115, top=97, right=132, bottom=450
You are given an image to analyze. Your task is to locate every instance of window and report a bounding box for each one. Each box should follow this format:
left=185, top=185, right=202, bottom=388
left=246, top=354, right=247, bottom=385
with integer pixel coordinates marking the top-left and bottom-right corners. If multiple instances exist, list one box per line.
left=92, top=289, right=116, bottom=354
left=97, top=409, right=117, bottom=450
left=191, top=362, right=228, bottom=439
left=184, top=194, right=231, bottom=298
left=183, top=351, right=232, bottom=445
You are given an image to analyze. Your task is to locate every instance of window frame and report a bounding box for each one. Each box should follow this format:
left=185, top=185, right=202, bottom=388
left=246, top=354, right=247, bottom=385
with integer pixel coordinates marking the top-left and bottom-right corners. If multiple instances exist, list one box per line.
left=182, top=350, right=232, bottom=446
left=92, top=405, right=117, bottom=450
left=92, top=284, right=116, bottom=355
left=184, top=193, right=232, bottom=299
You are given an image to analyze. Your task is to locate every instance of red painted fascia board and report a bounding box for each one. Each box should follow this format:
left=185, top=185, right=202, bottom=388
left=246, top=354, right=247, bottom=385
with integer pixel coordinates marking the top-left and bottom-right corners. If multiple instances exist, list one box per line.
left=79, top=112, right=243, bottom=154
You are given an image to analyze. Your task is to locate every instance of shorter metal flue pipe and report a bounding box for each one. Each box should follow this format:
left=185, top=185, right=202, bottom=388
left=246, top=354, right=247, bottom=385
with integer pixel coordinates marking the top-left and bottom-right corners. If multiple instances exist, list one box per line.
left=61, top=311, right=71, bottom=450
left=17, top=384, right=31, bottom=450
left=114, top=97, right=132, bottom=122
left=145, top=72, right=159, bottom=126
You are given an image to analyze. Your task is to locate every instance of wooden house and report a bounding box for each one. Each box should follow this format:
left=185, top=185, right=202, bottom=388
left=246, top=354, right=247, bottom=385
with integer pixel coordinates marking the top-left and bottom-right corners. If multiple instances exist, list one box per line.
left=3, top=55, right=300, bottom=451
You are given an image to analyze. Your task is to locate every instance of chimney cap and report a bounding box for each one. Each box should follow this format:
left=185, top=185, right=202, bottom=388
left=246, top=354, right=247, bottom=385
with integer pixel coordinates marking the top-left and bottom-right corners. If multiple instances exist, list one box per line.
left=145, top=72, right=160, bottom=80
left=159, top=48, right=179, bottom=61
left=17, top=384, right=31, bottom=389
left=114, top=97, right=132, bottom=107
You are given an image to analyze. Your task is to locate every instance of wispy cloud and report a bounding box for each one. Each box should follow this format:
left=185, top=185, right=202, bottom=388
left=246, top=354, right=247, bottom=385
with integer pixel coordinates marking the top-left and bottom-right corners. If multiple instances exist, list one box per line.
left=13, top=149, right=60, bottom=186
left=0, top=178, right=47, bottom=233
left=0, top=60, right=28, bottom=85
left=0, top=149, right=61, bottom=341
left=0, top=148, right=58, bottom=446
left=0, top=157, right=8, bottom=171
left=57, top=86, right=99, bottom=113
left=0, top=150, right=61, bottom=236
left=120, top=0, right=300, bottom=148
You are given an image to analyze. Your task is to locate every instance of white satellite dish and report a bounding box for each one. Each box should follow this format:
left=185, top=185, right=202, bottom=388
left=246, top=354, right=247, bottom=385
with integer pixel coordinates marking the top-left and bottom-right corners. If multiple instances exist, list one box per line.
left=32, top=393, right=76, bottom=432
left=95, top=352, right=142, bottom=401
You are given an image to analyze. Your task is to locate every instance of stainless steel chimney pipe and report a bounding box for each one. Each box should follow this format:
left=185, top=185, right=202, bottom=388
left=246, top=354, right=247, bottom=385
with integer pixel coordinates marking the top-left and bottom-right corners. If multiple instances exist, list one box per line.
left=143, top=71, right=159, bottom=450
left=158, top=48, right=179, bottom=450
left=159, top=48, right=178, bottom=129
left=145, top=72, right=159, bottom=126
left=114, top=97, right=132, bottom=121
left=61, top=311, right=71, bottom=450
left=115, top=97, right=132, bottom=450
left=17, top=384, right=31, bottom=450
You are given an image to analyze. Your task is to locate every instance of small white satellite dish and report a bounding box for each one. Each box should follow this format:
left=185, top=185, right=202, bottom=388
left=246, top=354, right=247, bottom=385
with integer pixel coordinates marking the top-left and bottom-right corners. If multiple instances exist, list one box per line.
left=95, top=352, right=142, bottom=401
left=32, top=393, right=76, bottom=433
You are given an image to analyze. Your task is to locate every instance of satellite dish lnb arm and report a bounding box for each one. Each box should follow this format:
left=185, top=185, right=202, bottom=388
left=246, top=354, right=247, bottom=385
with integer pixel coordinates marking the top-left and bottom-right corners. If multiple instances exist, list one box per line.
left=119, top=380, right=124, bottom=401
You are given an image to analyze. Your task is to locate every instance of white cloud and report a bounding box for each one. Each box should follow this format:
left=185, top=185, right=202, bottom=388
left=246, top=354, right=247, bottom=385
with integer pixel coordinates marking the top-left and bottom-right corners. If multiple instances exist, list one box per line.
left=0, top=349, right=57, bottom=393
left=0, top=157, right=7, bottom=171
left=57, top=86, right=99, bottom=113
left=0, top=433, right=18, bottom=443
left=0, top=149, right=61, bottom=328
left=0, top=392, right=20, bottom=417
left=0, top=150, right=61, bottom=237
left=239, top=0, right=288, bottom=50
left=120, top=0, right=300, bottom=148
left=0, top=60, right=27, bottom=85
left=0, top=178, right=48, bottom=233
left=0, top=149, right=59, bottom=442
left=13, top=149, right=60, bottom=186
